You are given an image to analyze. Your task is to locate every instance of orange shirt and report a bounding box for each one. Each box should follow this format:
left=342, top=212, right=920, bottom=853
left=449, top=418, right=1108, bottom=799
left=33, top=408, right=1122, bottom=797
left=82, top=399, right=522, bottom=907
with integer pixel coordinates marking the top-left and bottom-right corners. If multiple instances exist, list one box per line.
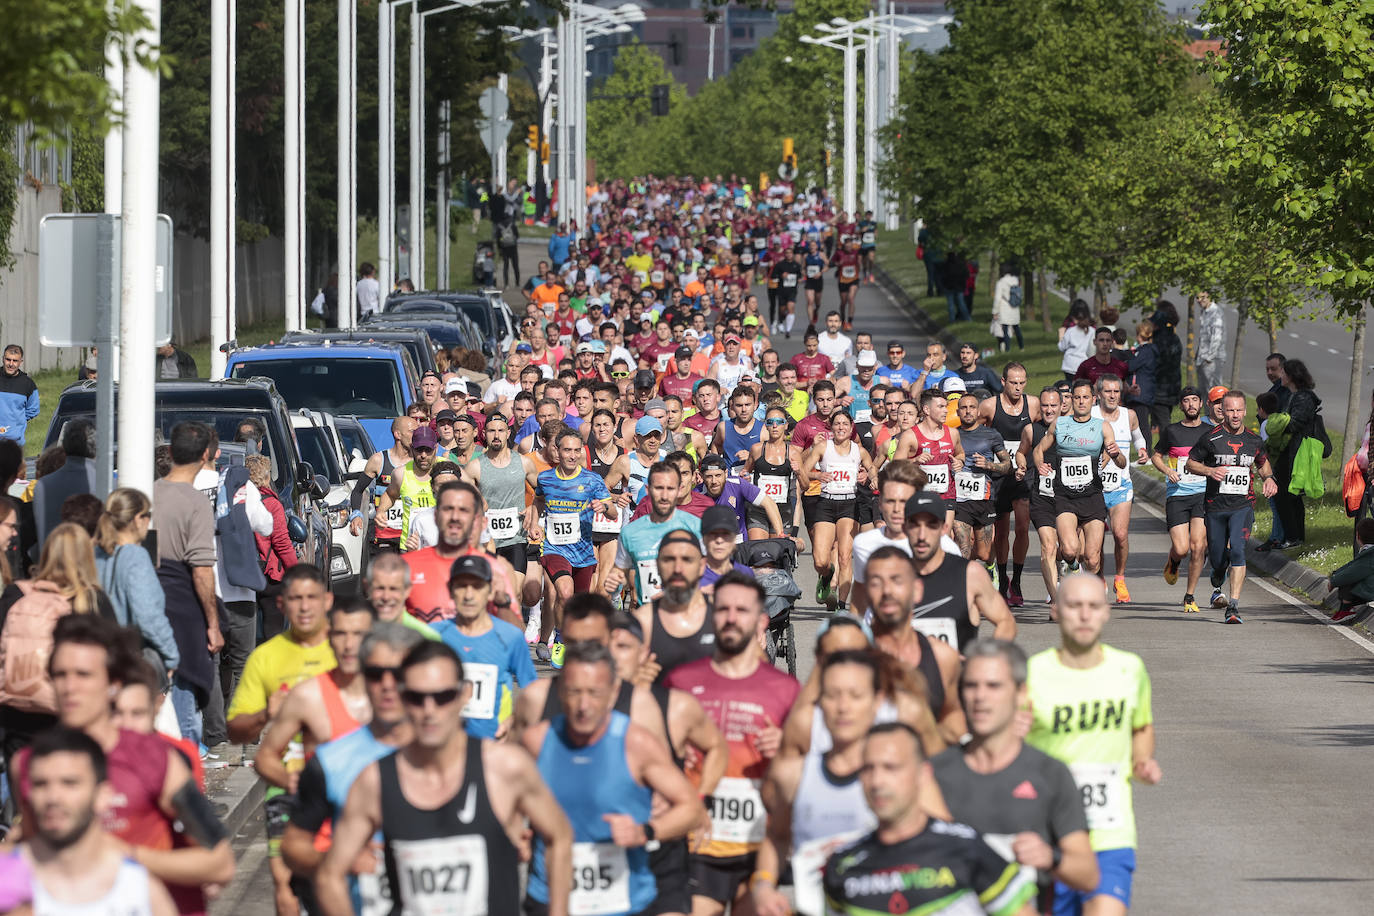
left=532, top=282, right=565, bottom=312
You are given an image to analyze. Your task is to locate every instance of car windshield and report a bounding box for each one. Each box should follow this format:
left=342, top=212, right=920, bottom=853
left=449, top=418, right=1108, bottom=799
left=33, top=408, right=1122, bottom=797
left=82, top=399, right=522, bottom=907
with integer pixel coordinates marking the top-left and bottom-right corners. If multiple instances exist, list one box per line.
left=295, top=426, right=343, bottom=487
left=455, top=301, right=494, bottom=337
left=231, top=358, right=404, bottom=418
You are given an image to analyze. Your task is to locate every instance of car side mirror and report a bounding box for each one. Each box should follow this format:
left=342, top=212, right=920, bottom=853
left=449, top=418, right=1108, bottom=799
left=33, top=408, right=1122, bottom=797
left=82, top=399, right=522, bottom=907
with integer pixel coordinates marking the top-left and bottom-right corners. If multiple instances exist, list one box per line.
left=310, top=474, right=331, bottom=500
left=296, top=460, right=314, bottom=483
left=286, top=514, right=308, bottom=543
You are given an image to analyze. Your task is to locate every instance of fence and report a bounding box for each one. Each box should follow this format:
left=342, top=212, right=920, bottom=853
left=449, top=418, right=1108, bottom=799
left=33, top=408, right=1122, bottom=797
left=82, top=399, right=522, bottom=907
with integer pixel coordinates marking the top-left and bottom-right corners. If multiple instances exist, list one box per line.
left=0, top=181, right=286, bottom=373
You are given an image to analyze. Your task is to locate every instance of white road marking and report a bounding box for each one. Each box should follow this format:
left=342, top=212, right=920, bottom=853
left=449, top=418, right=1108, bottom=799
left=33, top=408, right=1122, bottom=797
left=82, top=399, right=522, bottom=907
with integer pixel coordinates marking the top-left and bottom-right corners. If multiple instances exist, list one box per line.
left=1135, top=500, right=1374, bottom=656
left=1328, top=348, right=1340, bottom=355
left=1288, top=332, right=1300, bottom=339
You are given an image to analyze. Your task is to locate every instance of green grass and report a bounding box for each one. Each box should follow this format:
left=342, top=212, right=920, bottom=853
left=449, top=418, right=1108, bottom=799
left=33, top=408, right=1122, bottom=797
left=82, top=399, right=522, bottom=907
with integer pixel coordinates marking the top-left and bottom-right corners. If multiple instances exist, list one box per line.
left=875, top=228, right=1357, bottom=575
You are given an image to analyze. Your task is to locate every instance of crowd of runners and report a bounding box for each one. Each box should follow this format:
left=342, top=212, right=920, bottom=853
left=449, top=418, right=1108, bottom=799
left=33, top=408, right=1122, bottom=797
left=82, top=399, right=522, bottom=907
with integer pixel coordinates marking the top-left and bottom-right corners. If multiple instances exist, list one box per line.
left=0, top=174, right=1305, bottom=916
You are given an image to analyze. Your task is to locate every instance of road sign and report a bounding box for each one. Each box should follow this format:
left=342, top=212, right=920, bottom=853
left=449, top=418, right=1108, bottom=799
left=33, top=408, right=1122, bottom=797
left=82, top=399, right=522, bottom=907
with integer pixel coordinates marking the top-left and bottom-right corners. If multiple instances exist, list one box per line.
left=478, top=85, right=509, bottom=122
left=477, top=117, right=513, bottom=158
left=38, top=213, right=174, bottom=347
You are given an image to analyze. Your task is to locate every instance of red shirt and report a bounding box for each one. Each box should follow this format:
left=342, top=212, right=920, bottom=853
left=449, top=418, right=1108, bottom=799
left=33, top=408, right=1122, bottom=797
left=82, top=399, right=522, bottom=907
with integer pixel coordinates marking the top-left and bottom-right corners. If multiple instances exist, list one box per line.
left=660, top=372, right=702, bottom=401
left=832, top=250, right=861, bottom=283
left=1074, top=355, right=1130, bottom=386
left=790, top=352, right=833, bottom=383
left=404, top=546, right=519, bottom=624
left=791, top=413, right=832, bottom=451
left=629, top=490, right=715, bottom=521
left=640, top=340, right=678, bottom=373
left=684, top=411, right=721, bottom=438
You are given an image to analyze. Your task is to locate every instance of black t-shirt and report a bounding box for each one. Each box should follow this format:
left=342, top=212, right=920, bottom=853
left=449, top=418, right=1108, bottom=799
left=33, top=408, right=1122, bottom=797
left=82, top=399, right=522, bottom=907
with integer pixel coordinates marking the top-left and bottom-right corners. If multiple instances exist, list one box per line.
left=957, top=365, right=1004, bottom=396
left=1187, top=424, right=1267, bottom=511
left=823, top=820, right=1036, bottom=915
left=930, top=744, right=1088, bottom=848
left=289, top=756, right=330, bottom=833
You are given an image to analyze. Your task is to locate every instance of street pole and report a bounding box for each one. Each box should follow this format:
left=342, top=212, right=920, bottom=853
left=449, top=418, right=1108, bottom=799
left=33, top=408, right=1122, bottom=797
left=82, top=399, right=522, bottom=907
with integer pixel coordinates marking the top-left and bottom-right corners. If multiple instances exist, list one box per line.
left=885, top=19, right=900, bottom=229
left=707, top=22, right=716, bottom=80
left=284, top=0, right=305, bottom=331
left=496, top=73, right=509, bottom=191
left=103, top=2, right=123, bottom=393
left=555, top=13, right=570, bottom=223
left=378, top=0, right=393, bottom=295
left=436, top=99, right=449, bottom=289
left=119, top=0, right=160, bottom=499
left=863, top=11, right=876, bottom=218
left=338, top=0, right=357, bottom=327
left=409, top=2, right=424, bottom=287
left=210, top=0, right=235, bottom=377
left=540, top=32, right=553, bottom=207
left=843, top=30, right=857, bottom=215
left=572, top=2, right=586, bottom=230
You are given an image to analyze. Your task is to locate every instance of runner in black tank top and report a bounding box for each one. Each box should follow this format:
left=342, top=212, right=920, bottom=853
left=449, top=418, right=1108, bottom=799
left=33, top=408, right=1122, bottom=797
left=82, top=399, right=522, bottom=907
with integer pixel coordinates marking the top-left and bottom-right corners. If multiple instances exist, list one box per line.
left=988, top=387, right=1034, bottom=608
left=913, top=629, right=945, bottom=715
left=378, top=738, right=521, bottom=915
left=914, top=552, right=978, bottom=651
left=747, top=436, right=796, bottom=538
left=648, top=597, right=716, bottom=683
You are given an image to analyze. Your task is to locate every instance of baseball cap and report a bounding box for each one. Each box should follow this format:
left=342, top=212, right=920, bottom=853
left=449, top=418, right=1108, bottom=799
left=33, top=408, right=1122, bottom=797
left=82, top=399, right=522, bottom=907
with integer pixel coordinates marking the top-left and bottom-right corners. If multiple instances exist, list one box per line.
left=635, top=416, right=664, bottom=437
left=699, top=454, right=730, bottom=473
left=675, top=345, right=693, bottom=360
left=576, top=342, right=595, bottom=354
left=515, top=342, right=533, bottom=354
left=1179, top=386, right=1202, bottom=402
left=941, top=376, right=967, bottom=394
left=410, top=425, right=438, bottom=450
left=724, top=334, right=742, bottom=345
left=644, top=398, right=668, bottom=414
left=742, top=315, right=760, bottom=327
left=433, top=408, right=458, bottom=424
left=588, top=298, right=604, bottom=310
left=589, top=339, right=607, bottom=353
left=610, top=613, right=645, bottom=643
left=634, top=369, right=657, bottom=389
left=886, top=339, right=904, bottom=351
left=659, top=529, right=702, bottom=554
left=444, top=378, right=468, bottom=395
left=683, top=328, right=700, bottom=340
left=856, top=350, right=878, bottom=367
left=447, top=554, right=491, bottom=583
left=1208, top=385, right=1228, bottom=403
left=701, top=505, right=739, bottom=535
left=453, top=413, right=478, bottom=428
left=904, top=492, right=945, bottom=522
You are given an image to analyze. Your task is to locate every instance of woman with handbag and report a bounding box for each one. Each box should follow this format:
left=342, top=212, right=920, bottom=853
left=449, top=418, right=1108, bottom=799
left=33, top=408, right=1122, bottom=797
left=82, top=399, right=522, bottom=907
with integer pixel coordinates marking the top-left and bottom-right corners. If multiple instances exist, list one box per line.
left=94, top=487, right=179, bottom=677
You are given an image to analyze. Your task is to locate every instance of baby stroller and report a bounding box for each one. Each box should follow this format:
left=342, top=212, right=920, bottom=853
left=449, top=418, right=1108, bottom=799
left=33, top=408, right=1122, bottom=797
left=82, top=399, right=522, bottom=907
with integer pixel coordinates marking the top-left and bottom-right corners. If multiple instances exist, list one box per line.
left=735, top=538, right=802, bottom=674
left=473, top=241, right=496, bottom=286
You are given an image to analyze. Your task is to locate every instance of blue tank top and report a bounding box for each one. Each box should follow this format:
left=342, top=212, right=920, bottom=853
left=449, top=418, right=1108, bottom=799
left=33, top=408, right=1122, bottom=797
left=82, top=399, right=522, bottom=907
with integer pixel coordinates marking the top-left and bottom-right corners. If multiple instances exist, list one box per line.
left=721, top=419, right=762, bottom=470
left=527, top=712, right=656, bottom=914
left=1054, top=415, right=1104, bottom=495
left=848, top=378, right=874, bottom=423
left=315, top=728, right=394, bottom=916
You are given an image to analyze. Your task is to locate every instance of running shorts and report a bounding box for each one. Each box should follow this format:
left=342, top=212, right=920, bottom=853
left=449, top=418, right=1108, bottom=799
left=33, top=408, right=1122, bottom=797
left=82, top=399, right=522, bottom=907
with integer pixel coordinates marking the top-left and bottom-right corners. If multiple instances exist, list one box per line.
left=1030, top=496, right=1059, bottom=533
left=1165, top=492, right=1205, bottom=529
left=1103, top=481, right=1134, bottom=510
left=994, top=479, right=1030, bottom=513
left=813, top=495, right=858, bottom=526
left=747, top=499, right=795, bottom=535
left=539, top=554, right=596, bottom=592
left=838, top=281, right=857, bottom=297
left=643, top=839, right=691, bottom=916
left=1052, top=847, right=1135, bottom=916
left=1055, top=491, right=1108, bottom=525
left=688, top=852, right=756, bottom=906
left=801, top=494, right=822, bottom=530
left=805, top=278, right=824, bottom=293
left=855, top=488, right=879, bottom=527
left=263, top=787, right=295, bottom=856
left=495, top=541, right=528, bottom=575
left=954, top=498, right=997, bottom=528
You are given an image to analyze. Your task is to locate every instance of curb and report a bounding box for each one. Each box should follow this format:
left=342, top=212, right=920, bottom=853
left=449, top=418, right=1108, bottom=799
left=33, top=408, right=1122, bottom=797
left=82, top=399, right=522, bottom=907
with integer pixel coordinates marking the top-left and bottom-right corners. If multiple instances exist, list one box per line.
left=875, top=261, right=1343, bottom=614
left=216, top=764, right=267, bottom=838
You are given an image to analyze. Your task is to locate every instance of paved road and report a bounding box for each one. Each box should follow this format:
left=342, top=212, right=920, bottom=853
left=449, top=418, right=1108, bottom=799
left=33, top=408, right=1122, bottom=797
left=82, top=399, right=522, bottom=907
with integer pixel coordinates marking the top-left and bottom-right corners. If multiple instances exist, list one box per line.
left=212, top=262, right=1374, bottom=914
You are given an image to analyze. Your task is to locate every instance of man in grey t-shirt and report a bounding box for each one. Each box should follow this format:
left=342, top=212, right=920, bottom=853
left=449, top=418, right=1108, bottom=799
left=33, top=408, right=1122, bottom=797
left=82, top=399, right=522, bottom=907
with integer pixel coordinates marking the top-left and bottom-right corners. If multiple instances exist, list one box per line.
left=930, top=639, right=1097, bottom=895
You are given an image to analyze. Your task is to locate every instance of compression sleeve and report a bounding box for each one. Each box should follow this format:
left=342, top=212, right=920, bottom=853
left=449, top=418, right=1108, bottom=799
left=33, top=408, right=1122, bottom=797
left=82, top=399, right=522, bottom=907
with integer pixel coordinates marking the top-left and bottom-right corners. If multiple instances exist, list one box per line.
left=350, top=471, right=377, bottom=511
left=171, top=782, right=230, bottom=849
left=1130, top=424, right=1147, bottom=459
left=289, top=757, right=331, bottom=833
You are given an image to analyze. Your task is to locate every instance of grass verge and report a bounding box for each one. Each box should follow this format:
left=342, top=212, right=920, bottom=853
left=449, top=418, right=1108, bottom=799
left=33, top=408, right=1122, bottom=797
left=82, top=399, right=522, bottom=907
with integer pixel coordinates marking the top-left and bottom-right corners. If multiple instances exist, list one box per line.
left=875, top=228, right=1356, bottom=575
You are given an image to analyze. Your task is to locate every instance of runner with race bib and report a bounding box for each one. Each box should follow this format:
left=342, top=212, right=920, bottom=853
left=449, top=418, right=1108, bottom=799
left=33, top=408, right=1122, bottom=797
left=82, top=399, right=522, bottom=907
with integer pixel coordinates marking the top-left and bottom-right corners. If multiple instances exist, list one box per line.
left=1151, top=387, right=1211, bottom=615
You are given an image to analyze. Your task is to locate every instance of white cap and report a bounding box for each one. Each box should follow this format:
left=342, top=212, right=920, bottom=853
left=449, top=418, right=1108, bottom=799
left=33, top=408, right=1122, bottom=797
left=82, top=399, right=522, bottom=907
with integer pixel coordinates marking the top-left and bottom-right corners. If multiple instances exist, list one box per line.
left=856, top=350, right=878, bottom=367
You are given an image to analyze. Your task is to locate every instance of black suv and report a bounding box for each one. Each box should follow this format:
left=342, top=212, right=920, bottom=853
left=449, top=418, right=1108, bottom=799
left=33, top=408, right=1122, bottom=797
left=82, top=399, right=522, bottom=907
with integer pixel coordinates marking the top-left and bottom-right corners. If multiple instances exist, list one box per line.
left=280, top=327, right=440, bottom=375
left=44, top=378, right=333, bottom=574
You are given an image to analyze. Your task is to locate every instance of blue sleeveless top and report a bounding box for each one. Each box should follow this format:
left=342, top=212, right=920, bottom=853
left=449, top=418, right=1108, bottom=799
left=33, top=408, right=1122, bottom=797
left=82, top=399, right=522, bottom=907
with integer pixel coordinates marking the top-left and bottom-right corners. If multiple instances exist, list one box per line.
left=527, top=711, right=656, bottom=914
left=721, top=419, right=762, bottom=470
left=1053, top=415, right=1104, bottom=495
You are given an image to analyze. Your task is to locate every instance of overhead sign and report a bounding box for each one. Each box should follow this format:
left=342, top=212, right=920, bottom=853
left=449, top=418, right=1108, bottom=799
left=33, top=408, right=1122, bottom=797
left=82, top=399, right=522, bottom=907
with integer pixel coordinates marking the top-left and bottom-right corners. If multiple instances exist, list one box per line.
left=38, top=213, right=174, bottom=347
left=477, top=86, right=512, bottom=159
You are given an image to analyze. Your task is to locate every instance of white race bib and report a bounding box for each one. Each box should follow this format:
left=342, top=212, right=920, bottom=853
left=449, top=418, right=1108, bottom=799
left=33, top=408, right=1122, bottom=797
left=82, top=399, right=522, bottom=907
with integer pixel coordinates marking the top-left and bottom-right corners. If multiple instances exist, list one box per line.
left=569, top=842, right=631, bottom=916
left=1069, top=762, right=1125, bottom=831
left=790, top=829, right=867, bottom=916
left=853, top=408, right=872, bottom=425
left=752, top=237, right=766, bottom=250
left=392, top=835, right=489, bottom=915
left=1170, top=457, right=1206, bottom=487
left=1219, top=465, right=1251, bottom=496
left=782, top=273, right=798, bottom=288
left=825, top=465, right=856, bottom=495
left=707, top=777, right=766, bottom=845
left=650, top=270, right=664, bottom=285
left=955, top=471, right=990, bottom=502
left=758, top=474, right=789, bottom=503
left=636, top=559, right=663, bottom=598
left=861, top=231, right=875, bottom=245
left=740, top=252, right=754, bottom=266
left=1037, top=471, right=1055, bottom=498
left=355, top=839, right=392, bottom=916
left=1003, top=439, right=1021, bottom=458
left=921, top=463, right=950, bottom=493
left=547, top=513, right=581, bottom=546
left=655, top=352, right=673, bottom=372
left=485, top=506, right=520, bottom=540
left=841, top=265, right=858, bottom=280
left=1059, top=455, right=1093, bottom=489
left=806, top=264, right=820, bottom=278
left=592, top=504, right=622, bottom=534
left=911, top=616, right=958, bottom=645
left=1099, top=462, right=1122, bottom=492
left=460, top=663, right=499, bottom=721
left=383, top=502, right=404, bottom=528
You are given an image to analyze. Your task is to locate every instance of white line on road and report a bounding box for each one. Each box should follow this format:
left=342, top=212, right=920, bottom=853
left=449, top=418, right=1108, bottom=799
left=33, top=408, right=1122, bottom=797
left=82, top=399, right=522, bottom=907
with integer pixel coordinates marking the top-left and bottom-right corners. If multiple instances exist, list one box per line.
left=1328, top=348, right=1340, bottom=355
left=1134, top=500, right=1374, bottom=656
left=1289, top=332, right=1300, bottom=339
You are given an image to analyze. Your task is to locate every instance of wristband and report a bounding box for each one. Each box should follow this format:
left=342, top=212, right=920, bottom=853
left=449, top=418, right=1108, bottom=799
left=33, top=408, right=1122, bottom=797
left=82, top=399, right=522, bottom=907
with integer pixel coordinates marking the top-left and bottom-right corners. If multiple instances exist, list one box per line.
left=641, top=822, right=656, bottom=844
left=749, top=870, right=777, bottom=888
left=349, top=510, right=364, bottom=522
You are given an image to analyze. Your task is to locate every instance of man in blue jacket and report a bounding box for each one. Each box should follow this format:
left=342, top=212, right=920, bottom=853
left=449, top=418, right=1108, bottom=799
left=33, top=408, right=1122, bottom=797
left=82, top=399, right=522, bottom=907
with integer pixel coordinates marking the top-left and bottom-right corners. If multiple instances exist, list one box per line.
left=547, top=222, right=574, bottom=271
left=0, top=344, right=39, bottom=446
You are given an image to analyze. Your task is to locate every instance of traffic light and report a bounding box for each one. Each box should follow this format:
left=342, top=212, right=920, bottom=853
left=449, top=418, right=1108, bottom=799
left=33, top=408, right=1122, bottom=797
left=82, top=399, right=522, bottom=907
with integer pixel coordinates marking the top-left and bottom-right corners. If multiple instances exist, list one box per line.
left=783, top=137, right=794, bottom=161
left=540, top=141, right=550, bottom=163
left=526, top=125, right=539, bottom=150
left=650, top=84, right=670, bottom=117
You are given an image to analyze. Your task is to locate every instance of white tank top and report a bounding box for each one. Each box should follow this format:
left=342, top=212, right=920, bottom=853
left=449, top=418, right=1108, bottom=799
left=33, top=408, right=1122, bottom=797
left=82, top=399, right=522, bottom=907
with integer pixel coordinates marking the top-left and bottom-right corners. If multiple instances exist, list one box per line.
left=1090, top=405, right=1132, bottom=487
left=791, top=748, right=878, bottom=849
left=820, top=439, right=861, bottom=497
left=32, top=858, right=155, bottom=916
left=714, top=357, right=748, bottom=395
left=808, top=701, right=898, bottom=755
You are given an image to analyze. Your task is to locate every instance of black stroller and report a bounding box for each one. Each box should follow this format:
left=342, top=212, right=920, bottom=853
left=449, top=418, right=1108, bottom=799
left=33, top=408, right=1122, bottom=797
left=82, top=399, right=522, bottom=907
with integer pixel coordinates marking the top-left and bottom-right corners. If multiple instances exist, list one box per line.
left=734, top=538, right=802, bottom=675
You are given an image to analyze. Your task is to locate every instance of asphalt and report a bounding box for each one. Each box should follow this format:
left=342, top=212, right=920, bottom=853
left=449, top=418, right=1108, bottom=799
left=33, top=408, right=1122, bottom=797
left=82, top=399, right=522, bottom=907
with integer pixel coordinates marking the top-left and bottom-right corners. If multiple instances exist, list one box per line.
left=207, top=243, right=1374, bottom=914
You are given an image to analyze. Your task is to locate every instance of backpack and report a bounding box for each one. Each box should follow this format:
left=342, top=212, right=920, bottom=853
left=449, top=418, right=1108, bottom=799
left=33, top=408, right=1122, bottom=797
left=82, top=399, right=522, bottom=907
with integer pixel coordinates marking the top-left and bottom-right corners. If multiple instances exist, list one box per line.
left=1009, top=284, right=1024, bottom=310
left=0, top=580, right=75, bottom=714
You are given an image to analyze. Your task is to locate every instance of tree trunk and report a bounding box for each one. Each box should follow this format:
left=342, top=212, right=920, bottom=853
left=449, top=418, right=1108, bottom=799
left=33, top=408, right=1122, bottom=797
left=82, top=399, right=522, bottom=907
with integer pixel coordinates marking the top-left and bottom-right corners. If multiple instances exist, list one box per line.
left=1068, top=286, right=1078, bottom=306
left=1268, top=313, right=1278, bottom=355
left=1184, top=293, right=1196, bottom=389
left=1229, top=298, right=1248, bottom=389
left=1343, top=310, right=1367, bottom=465
left=1093, top=278, right=1106, bottom=315
left=1038, top=270, right=1052, bottom=334
left=989, top=253, right=998, bottom=298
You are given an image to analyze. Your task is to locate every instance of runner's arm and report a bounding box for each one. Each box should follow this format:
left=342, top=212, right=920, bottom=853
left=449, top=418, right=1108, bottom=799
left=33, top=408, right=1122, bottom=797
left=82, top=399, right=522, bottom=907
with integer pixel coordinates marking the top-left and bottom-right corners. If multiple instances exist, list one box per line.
left=752, top=757, right=800, bottom=916
left=141, top=750, right=234, bottom=885
left=1132, top=722, right=1162, bottom=784
left=513, top=753, right=575, bottom=916
left=675, top=690, right=728, bottom=796
left=253, top=683, right=314, bottom=793
left=969, top=562, right=1017, bottom=642
left=949, top=428, right=965, bottom=468
left=315, top=764, right=384, bottom=916
left=1103, top=422, right=1126, bottom=467
left=349, top=451, right=383, bottom=510
left=626, top=725, right=704, bottom=843
left=1032, top=429, right=1056, bottom=473
left=798, top=443, right=822, bottom=488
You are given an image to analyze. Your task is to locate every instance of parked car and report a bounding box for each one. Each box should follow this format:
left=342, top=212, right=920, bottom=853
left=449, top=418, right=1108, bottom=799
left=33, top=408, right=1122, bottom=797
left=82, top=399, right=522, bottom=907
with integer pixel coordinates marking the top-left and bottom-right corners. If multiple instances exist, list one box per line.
left=361, top=312, right=492, bottom=375
left=332, top=415, right=376, bottom=469
left=43, top=378, right=333, bottom=574
left=280, top=327, right=440, bottom=376
left=290, top=409, right=369, bottom=593
left=223, top=340, right=420, bottom=451
left=382, top=289, right=515, bottom=366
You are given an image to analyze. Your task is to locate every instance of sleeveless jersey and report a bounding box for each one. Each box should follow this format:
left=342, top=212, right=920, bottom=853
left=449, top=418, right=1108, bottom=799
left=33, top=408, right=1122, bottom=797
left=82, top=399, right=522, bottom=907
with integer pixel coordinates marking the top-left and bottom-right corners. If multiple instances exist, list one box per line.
left=379, top=740, right=520, bottom=915
left=648, top=599, right=716, bottom=684
left=373, top=449, right=403, bottom=540
left=316, top=671, right=363, bottom=739
left=1054, top=415, right=1105, bottom=496
left=586, top=443, right=627, bottom=538
left=1091, top=405, right=1134, bottom=492
left=397, top=461, right=435, bottom=548
left=847, top=378, right=876, bottom=424
left=1028, top=419, right=1058, bottom=503
left=789, top=749, right=879, bottom=916
left=535, top=467, right=611, bottom=568
left=317, top=727, right=395, bottom=915
left=476, top=451, right=527, bottom=548
left=721, top=420, right=762, bottom=470
left=528, top=713, right=656, bottom=915
left=31, top=856, right=155, bottom=916
left=713, top=358, right=748, bottom=395
left=625, top=450, right=659, bottom=505
left=915, top=554, right=976, bottom=651
left=990, top=395, right=1032, bottom=472
left=819, top=439, right=861, bottom=499
left=807, top=699, right=899, bottom=757
left=751, top=443, right=794, bottom=510
left=913, top=424, right=957, bottom=499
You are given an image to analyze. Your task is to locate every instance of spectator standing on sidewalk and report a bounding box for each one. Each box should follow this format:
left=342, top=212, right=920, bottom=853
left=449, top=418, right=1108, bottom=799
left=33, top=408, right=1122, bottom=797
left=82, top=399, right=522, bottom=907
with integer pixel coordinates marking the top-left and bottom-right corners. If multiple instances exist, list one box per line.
left=1057, top=300, right=1095, bottom=382
left=991, top=265, right=1023, bottom=351
left=155, top=342, right=198, bottom=380
left=34, top=419, right=97, bottom=547
left=0, top=344, right=39, bottom=446
left=1149, top=301, right=1183, bottom=435
left=1265, top=351, right=1292, bottom=412
left=247, top=454, right=297, bottom=637
left=356, top=262, right=380, bottom=319
left=1195, top=290, right=1227, bottom=392
left=1272, top=358, right=1323, bottom=549
left=95, top=488, right=180, bottom=679
left=1126, top=320, right=1158, bottom=450
left=941, top=250, right=971, bottom=322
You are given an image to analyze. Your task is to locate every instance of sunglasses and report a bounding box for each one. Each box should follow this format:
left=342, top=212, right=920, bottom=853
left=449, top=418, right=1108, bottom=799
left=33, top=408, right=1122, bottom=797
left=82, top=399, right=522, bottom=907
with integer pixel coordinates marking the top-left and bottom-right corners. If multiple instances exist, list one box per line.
left=400, top=687, right=462, bottom=707
left=611, top=371, right=631, bottom=379
left=765, top=418, right=787, bottom=427
left=362, top=665, right=401, bottom=682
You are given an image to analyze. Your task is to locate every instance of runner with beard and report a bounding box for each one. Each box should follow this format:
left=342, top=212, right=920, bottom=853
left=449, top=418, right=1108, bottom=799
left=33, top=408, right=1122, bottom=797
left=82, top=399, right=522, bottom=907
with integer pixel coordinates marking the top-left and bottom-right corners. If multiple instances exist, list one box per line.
left=463, top=412, right=538, bottom=603
left=1151, top=387, right=1210, bottom=614
left=627, top=529, right=716, bottom=686
left=608, top=463, right=705, bottom=606
left=664, top=573, right=801, bottom=916
left=980, top=363, right=1040, bottom=608
left=1017, top=387, right=1067, bottom=611
left=378, top=425, right=440, bottom=551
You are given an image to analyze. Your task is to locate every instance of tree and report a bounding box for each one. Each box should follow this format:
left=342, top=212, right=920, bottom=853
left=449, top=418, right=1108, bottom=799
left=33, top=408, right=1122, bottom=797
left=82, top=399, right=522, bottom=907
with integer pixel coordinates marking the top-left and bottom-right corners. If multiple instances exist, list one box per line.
left=585, top=42, right=688, bottom=179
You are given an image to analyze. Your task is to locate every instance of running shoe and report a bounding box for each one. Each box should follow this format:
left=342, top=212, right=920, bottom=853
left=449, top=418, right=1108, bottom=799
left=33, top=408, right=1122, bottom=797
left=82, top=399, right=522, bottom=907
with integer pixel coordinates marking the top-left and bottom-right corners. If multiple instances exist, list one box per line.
left=1163, top=556, right=1179, bottom=585
left=534, top=643, right=552, bottom=663
left=1182, top=596, right=1200, bottom=614
left=1113, top=577, right=1131, bottom=603
left=1225, top=603, right=1244, bottom=625
left=201, top=744, right=234, bottom=770
left=524, top=603, right=542, bottom=645
left=1210, top=587, right=1228, bottom=608
left=1331, top=607, right=1360, bottom=625
left=1007, top=584, right=1024, bottom=608
left=549, top=638, right=566, bottom=670
left=816, top=569, right=832, bottom=605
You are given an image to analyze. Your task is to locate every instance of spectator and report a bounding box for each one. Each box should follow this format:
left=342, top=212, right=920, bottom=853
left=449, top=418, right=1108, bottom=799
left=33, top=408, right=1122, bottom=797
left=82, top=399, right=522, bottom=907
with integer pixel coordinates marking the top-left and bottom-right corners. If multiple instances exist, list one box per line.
left=0, top=497, right=18, bottom=585
left=1075, top=328, right=1130, bottom=387
left=0, top=344, right=39, bottom=446
left=990, top=266, right=1023, bottom=351
left=1265, top=351, right=1292, bottom=412
left=1273, top=358, right=1322, bottom=549
left=940, top=250, right=971, bottom=322
left=547, top=222, right=574, bottom=270
left=309, top=272, right=340, bottom=326
left=152, top=421, right=223, bottom=750
left=0, top=439, right=26, bottom=579
left=1126, top=320, right=1158, bottom=450
left=356, top=261, right=380, bottom=319
left=235, top=417, right=267, bottom=455
left=0, top=522, right=115, bottom=767
left=155, top=341, right=198, bottom=379
left=1149, top=301, right=1183, bottom=434
left=1057, top=300, right=1096, bottom=381
left=1254, top=391, right=1288, bottom=551
left=1098, top=304, right=1120, bottom=332
left=495, top=209, right=521, bottom=289
left=246, top=455, right=297, bottom=640
left=1328, top=519, right=1374, bottom=624
left=34, top=419, right=97, bottom=547
left=59, top=493, right=103, bottom=536
left=1195, top=290, right=1227, bottom=392
left=917, top=225, right=942, bottom=297
left=94, top=487, right=179, bottom=676
left=954, top=343, right=1002, bottom=395
left=78, top=346, right=98, bottom=382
